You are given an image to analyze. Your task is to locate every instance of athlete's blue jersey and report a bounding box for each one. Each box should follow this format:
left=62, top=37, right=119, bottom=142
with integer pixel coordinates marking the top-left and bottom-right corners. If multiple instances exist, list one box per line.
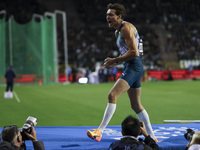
left=116, top=21, right=141, bottom=56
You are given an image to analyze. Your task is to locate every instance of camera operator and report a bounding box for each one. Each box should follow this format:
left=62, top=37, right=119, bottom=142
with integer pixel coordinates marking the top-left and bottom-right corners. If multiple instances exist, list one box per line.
left=0, top=125, right=45, bottom=150
left=185, top=131, right=200, bottom=150
left=109, top=115, right=160, bottom=150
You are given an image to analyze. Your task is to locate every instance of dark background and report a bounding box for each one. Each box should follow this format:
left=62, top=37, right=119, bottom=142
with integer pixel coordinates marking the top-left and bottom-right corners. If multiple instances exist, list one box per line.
left=1, top=0, right=200, bottom=72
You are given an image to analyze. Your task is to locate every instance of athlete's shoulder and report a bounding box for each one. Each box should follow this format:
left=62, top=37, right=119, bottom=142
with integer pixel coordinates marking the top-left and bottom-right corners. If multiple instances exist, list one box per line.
left=121, top=22, right=136, bottom=36
left=122, top=21, right=135, bottom=28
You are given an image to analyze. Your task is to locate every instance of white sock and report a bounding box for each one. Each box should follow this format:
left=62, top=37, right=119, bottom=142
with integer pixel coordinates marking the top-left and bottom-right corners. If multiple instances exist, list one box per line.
left=98, top=103, right=116, bottom=134
left=137, top=109, right=156, bottom=140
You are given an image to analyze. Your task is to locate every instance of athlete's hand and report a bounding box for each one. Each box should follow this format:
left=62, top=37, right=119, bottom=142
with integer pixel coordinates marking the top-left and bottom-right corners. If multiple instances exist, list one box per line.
left=103, top=57, right=115, bottom=68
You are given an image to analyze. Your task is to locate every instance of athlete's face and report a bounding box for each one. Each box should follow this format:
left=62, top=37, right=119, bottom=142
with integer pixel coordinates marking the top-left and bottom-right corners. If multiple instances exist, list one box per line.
left=106, top=9, right=119, bottom=28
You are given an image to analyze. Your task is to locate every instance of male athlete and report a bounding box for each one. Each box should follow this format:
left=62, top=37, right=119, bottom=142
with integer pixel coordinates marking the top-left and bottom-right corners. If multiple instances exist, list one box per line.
left=87, top=3, right=157, bottom=142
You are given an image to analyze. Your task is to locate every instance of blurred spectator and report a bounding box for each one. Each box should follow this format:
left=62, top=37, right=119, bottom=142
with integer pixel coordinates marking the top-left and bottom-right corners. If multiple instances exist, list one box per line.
left=166, top=24, right=200, bottom=61
left=5, top=65, right=16, bottom=92
left=65, top=65, right=72, bottom=82
left=71, top=65, right=77, bottom=83
left=98, top=66, right=105, bottom=83
left=112, top=67, right=118, bottom=81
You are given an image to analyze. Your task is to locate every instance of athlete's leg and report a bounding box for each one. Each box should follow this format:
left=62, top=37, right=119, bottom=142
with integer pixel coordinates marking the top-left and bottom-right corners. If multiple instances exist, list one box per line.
left=98, top=78, right=130, bottom=134
left=87, top=78, right=130, bottom=141
left=127, top=87, right=156, bottom=140
left=127, top=87, right=143, bottom=113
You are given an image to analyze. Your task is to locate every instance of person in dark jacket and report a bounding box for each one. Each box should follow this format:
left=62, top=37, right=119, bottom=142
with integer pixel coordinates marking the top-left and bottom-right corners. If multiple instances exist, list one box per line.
left=109, top=115, right=160, bottom=150
left=0, top=125, right=45, bottom=150
left=5, top=65, right=16, bottom=92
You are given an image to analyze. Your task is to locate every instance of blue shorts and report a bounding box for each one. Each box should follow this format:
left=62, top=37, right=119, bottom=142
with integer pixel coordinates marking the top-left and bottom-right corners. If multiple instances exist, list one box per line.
left=119, top=56, right=143, bottom=88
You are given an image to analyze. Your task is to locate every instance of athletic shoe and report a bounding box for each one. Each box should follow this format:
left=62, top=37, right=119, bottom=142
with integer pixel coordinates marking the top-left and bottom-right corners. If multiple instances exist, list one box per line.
left=87, top=129, right=102, bottom=142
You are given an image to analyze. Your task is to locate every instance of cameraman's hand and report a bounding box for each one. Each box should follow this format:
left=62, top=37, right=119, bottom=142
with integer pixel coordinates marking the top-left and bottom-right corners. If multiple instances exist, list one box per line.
left=140, top=121, right=149, bottom=138
left=25, top=127, right=37, bottom=142
left=186, top=142, right=191, bottom=149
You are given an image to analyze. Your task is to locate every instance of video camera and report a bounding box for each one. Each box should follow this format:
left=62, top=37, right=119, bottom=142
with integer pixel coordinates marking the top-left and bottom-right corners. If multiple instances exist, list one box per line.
left=184, top=128, right=195, bottom=141
left=20, top=116, right=37, bottom=141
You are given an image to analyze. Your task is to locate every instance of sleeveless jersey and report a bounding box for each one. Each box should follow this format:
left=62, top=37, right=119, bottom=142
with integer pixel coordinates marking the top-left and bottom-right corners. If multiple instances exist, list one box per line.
left=116, top=21, right=142, bottom=56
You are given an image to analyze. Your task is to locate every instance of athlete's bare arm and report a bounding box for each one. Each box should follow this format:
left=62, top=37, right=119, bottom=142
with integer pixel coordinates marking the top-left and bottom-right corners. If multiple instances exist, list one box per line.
left=117, top=22, right=138, bottom=62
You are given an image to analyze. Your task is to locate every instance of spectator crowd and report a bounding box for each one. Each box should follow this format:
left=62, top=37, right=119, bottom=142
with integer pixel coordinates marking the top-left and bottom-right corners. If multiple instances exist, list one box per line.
left=0, top=0, right=200, bottom=82
left=65, top=0, right=200, bottom=78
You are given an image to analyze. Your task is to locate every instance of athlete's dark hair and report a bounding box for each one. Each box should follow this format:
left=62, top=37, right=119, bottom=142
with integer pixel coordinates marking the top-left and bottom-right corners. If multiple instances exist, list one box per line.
left=121, top=115, right=140, bottom=137
left=107, top=3, right=126, bottom=19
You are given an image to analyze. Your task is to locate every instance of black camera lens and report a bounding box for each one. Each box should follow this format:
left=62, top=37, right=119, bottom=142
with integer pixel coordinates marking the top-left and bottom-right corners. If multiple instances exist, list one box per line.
left=184, top=128, right=195, bottom=141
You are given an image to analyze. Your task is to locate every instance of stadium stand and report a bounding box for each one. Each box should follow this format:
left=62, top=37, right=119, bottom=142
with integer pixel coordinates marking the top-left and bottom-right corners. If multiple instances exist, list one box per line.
left=67, top=0, right=200, bottom=77
left=0, top=0, right=200, bottom=83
